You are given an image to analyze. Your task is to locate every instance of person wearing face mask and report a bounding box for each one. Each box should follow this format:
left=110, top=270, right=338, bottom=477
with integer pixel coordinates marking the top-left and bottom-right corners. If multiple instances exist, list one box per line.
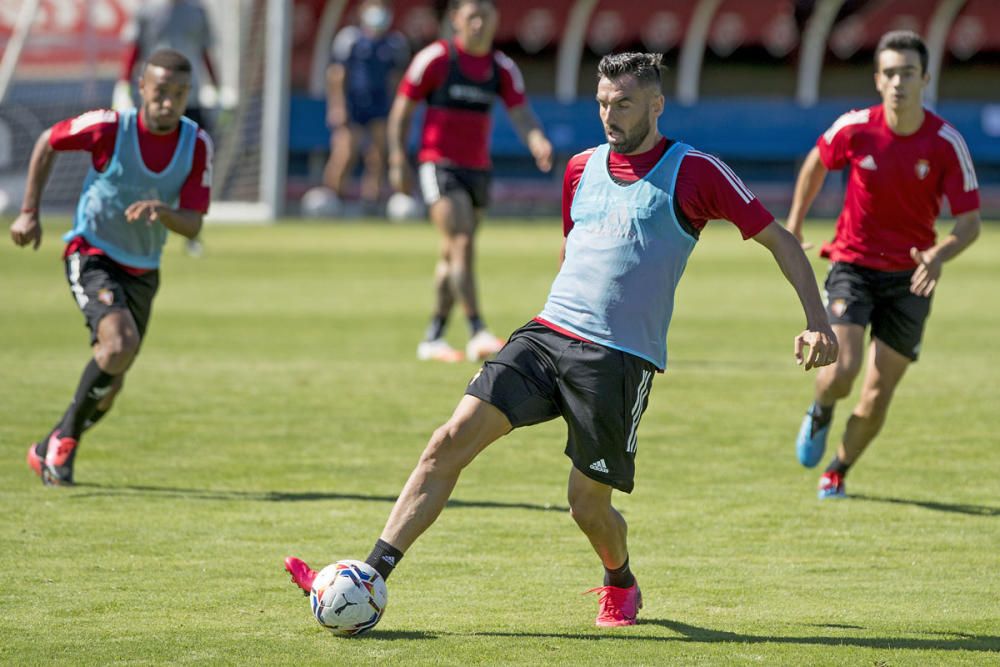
left=787, top=30, right=981, bottom=500
left=13, top=50, right=213, bottom=487
left=387, top=0, right=554, bottom=364
left=322, top=0, right=410, bottom=213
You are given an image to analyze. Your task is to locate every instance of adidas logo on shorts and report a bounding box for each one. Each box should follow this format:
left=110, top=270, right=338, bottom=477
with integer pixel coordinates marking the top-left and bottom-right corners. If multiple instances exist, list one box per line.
left=589, top=459, right=609, bottom=473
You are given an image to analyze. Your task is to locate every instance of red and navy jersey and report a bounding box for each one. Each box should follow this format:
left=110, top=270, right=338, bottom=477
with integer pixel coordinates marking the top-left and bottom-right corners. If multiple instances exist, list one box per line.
left=562, top=137, right=773, bottom=239
left=817, top=104, right=980, bottom=271
left=398, top=38, right=527, bottom=169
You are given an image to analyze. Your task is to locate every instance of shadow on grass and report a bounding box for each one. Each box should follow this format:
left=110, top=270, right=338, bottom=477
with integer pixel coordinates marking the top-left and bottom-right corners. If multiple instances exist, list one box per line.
left=68, top=483, right=568, bottom=512
left=475, top=619, right=1000, bottom=652
left=850, top=493, right=1000, bottom=517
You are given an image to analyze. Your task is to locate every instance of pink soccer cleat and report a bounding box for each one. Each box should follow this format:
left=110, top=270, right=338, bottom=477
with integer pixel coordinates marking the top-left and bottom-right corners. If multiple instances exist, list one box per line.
left=42, top=432, right=78, bottom=486
left=587, top=582, right=642, bottom=627
left=284, top=556, right=318, bottom=595
left=26, top=442, right=44, bottom=477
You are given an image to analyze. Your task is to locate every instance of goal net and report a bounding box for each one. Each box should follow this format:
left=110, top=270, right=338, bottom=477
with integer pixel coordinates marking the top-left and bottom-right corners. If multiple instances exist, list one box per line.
left=0, top=0, right=288, bottom=222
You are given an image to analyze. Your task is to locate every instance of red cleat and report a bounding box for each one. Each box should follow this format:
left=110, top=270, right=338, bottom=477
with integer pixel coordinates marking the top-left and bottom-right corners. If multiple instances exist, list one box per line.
left=284, top=556, right=317, bottom=595
left=42, top=432, right=78, bottom=486
left=587, top=582, right=643, bottom=627
left=26, top=442, right=44, bottom=477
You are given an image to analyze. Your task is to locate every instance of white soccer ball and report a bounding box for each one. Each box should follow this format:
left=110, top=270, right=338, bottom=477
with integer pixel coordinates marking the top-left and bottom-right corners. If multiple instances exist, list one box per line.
left=386, top=192, right=423, bottom=222
left=300, top=186, right=342, bottom=218
left=310, top=560, right=388, bottom=637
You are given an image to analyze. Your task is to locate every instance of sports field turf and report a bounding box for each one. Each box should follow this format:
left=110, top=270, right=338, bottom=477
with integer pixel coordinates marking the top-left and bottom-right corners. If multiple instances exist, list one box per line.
left=2, top=218, right=998, bottom=665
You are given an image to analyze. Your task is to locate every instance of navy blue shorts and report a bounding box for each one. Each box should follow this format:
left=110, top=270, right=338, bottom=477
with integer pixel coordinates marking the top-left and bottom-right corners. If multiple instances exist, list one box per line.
left=466, top=321, right=656, bottom=493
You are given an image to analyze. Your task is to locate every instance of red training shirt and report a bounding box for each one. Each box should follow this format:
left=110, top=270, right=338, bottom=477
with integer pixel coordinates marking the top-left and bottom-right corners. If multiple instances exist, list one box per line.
left=398, top=38, right=527, bottom=170
left=816, top=104, right=980, bottom=271
left=561, top=137, right=774, bottom=239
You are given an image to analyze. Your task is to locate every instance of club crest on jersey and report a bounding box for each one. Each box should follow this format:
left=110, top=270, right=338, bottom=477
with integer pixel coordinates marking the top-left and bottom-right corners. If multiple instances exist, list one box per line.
left=915, top=159, right=930, bottom=180
left=97, top=288, right=114, bottom=306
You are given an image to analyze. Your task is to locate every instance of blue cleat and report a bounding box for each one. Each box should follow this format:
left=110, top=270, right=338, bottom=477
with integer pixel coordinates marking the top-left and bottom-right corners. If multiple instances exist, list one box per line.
left=817, top=471, right=846, bottom=499
left=795, top=404, right=830, bottom=468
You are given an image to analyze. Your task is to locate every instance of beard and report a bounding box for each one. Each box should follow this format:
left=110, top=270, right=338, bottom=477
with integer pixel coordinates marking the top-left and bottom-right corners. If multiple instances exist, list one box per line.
left=606, top=116, right=652, bottom=154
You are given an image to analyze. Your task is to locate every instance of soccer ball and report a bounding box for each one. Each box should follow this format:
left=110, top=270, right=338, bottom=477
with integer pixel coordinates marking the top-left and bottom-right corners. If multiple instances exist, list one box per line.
left=310, top=560, right=388, bottom=637
left=386, top=192, right=423, bottom=222
left=300, top=186, right=342, bottom=218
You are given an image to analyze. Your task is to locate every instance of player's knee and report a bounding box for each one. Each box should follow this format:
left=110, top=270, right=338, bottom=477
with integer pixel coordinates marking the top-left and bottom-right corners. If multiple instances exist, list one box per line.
left=567, top=489, right=609, bottom=529
left=97, top=329, right=140, bottom=370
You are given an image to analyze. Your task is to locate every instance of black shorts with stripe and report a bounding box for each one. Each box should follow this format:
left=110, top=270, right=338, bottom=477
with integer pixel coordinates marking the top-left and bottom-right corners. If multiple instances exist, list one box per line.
left=825, top=261, right=931, bottom=361
left=466, top=321, right=656, bottom=493
left=418, top=162, right=492, bottom=210
left=65, top=252, right=159, bottom=346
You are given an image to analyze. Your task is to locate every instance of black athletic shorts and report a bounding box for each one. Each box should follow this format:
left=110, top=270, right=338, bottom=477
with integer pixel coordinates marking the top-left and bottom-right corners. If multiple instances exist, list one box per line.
left=418, top=162, right=491, bottom=209
left=466, top=321, right=656, bottom=493
left=824, top=261, right=931, bottom=361
left=64, top=252, right=159, bottom=345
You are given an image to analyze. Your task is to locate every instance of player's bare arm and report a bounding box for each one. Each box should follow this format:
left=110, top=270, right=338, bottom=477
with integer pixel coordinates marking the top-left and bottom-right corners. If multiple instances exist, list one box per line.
left=785, top=146, right=828, bottom=250
left=507, top=104, right=553, bottom=173
left=124, top=201, right=203, bottom=239
left=9, top=129, right=57, bottom=250
left=752, top=220, right=838, bottom=370
left=909, top=209, right=981, bottom=297
left=386, top=94, right=418, bottom=193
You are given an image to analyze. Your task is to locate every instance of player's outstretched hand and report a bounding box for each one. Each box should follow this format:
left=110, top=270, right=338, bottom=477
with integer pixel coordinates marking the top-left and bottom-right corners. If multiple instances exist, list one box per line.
left=10, top=211, right=42, bottom=250
left=530, top=133, right=553, bottom=173
left=125, top=200, right=166, bottom=225
left=909, top=247, right=941, bottom=297
left=794, top=327, right=838, bottom=370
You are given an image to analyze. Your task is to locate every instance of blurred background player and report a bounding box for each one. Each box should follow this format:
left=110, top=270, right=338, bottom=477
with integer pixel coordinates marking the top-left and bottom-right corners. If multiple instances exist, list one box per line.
left=286, top=52, right=836, bottom=629
left=12, top=50, right=212, bottom=486
left=387, top=0, right=553, bottom=363
left=322, top=0, right=409, bottom=214
left=786, top=31, right=981, bottom=499
left=114, top=0, right=219, bottom=257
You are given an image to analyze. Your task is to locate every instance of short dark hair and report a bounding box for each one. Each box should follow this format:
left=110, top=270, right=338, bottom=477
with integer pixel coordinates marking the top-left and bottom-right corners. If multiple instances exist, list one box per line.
left=145, top=49, right=193, bottom=75
left=449, top=0, right=494, bottom=10
left=597, top=52, right=663, bottom=89
left=875, top=30, right=928, bottom=74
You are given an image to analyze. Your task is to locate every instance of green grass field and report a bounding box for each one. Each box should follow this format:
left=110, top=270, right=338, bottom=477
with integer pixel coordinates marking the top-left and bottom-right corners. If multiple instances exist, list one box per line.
left=2, top=218, right=998, bottom=666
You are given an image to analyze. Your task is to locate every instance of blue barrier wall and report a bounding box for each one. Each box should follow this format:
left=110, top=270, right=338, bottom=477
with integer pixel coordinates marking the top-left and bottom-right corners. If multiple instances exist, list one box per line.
left=289, top=95, right=1000, bottom=165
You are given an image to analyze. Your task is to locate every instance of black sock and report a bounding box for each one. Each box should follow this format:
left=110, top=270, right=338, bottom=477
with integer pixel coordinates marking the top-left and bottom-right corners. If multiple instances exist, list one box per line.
left=37, top=407, right=109, bottom=458
left=58, top=359, right=114, bottom=439
left=82, top=409, right=108, bottom=432
left=603, top=556, right=635, bottom=589
left=425, top=315, right=448, bottom=342
left=365, top=539, right=404, bottom=580
left=810, top=402, right=834, bottom=431
left=826, top=456, right=851, bottom=476
left=468, top=314, right=486, bottom=336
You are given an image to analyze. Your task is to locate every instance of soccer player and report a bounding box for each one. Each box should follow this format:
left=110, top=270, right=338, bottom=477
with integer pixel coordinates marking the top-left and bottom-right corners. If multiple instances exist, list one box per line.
left=787, top=30, right=981, bottom=500
left=115, top=0, right=219, bottom=257
left=387, top=0, right=554, bottom=363
left=11, top=49, right=213, bottom=486
left=323, top=0, right=409, bottom=210
left=286, top=52, right=837, bottom=628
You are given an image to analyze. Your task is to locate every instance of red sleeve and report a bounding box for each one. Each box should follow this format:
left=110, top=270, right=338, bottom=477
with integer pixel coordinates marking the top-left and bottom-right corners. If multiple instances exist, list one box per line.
left=48, top=109, right=119, bottom=172
left=676, top=151, right=774, bottom=239
left=121, top=43, right=141, bottom=80
left=494, top=51, right=527, bottom=109
left=397, top=41, right=448, bottom=101
left=815, top=111, right=861, bottom=171
left=562, top=149, right=595, bottom=236
left=937, top=125, right=981, bottom=216
left=178, top=130, right=213, bottom=213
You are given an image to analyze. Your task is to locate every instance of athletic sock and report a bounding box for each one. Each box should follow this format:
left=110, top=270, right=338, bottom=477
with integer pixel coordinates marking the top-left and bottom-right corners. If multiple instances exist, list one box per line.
left=467, top=314, right=486, bottom=336
left=36, top=407, right=109, bottom=458
left=366, top=539, right=404, bottom=580
left=603, top=556, right=635, bottom=589
left=58, top=359, right=115, bottom=439
left=425, top=315, right=448, bottom=342
left=825, top=456, right=852, bottom=476
left=82, top=409, right=108, bottom=432
left=810, top=401, right=834, bottom=432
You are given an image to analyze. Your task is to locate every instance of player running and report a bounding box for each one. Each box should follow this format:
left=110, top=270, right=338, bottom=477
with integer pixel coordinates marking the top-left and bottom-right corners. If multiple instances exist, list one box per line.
left=11, top=50, right=213, bottom=486
left=387, top=0, right=553, bottom=363
left=787, top=30, right=981, bottom=499
left=286, top=52, right=836, bottom=629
